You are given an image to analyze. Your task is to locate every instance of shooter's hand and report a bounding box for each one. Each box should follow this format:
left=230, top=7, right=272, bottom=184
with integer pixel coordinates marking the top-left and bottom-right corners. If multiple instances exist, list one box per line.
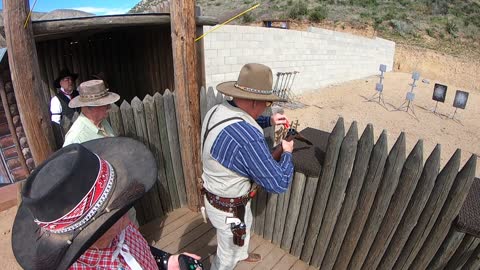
left=270, top=113, right=289, bottom=126
left=168, top=253, right=202, bottom=270
left=282, top=139, right=294, bottom=153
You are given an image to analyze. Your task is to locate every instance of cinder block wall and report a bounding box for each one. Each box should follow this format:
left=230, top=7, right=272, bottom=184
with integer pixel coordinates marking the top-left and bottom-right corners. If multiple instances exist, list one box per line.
left=203, top=25, right=395, bottom=94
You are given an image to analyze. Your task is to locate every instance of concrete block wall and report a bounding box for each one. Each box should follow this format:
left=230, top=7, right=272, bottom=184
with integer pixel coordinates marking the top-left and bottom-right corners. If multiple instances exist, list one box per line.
left=203, top=25, right=395, bottom=94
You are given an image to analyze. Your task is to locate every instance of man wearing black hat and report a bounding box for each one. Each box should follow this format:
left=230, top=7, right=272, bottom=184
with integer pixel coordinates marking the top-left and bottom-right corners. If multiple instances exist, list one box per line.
left=50, top=68, right=80, bottom=127
left=12, top=137, right=202, bottom=270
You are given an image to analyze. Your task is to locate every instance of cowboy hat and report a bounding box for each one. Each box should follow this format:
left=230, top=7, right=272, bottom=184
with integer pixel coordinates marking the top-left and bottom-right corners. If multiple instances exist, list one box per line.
left=216, top=63, right=286, bottom=102
left=12, top=137, right=157, bottom=270
left=54, top=68, right=78, bottom=89
left=69, top=79, right=120, bottom=108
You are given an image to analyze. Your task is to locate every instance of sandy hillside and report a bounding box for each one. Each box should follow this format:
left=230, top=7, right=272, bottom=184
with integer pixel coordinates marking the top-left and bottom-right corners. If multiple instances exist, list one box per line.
left=283, top=71, right=479, bottom=176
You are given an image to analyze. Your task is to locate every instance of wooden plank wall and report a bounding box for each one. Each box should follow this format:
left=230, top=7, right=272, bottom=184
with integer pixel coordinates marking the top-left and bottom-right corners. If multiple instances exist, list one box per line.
left=249, top=116, right=477, bottom=270
left=35, top=26, right=174, bottom=103
left=109, top=86, right=478, bottom=269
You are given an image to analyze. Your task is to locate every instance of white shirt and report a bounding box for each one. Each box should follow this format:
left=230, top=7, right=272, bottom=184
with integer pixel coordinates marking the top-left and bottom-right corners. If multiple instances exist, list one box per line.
left=50, top=88, right=72, bottom=124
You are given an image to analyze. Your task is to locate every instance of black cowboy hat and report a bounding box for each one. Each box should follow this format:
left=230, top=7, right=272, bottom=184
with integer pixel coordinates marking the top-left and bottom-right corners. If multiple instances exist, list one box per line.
left=12, top=137, right=157, bottom=270
left=54, top=68, right=79, bottom=88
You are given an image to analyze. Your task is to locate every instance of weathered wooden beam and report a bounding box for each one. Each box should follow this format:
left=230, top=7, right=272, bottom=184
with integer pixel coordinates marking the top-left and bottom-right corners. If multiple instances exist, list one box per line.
left=290, top=175, right=320, bottom=257
left=361, top=139, right=423, bottom=270
left=144, top=95, right=172, bottom=213
left=2, top=0, right=56, bottom=165
left=348, top=132, right=406, bottom=270
left=301, top=117, right=345, bottom=263
left=393, top=149, right=461, bottom=270
left=442, top=235, right=480, bottom=269
left=119, top=100, right=146, bottom=224
left=409, top=154, right=477, bottom=269
left=462, top=240, right=480, bottom=269
left=320, top=124, right=374, bottom=270
left=333, top=130, right=388, bottom=270
left=163, top=90, right=187, bottom=206
left=26, top=15, right=217, bottom=39
left=378, top=144, right=441, bottom=270
left=170, top=0, right=202, bottom=211
left=310, top=121, right=358, bottom=267
left=154, top=92, right=180, bottom=209
left=426, top=227, right=465, bottom=270
left=281, top=172, right=307, bottom=251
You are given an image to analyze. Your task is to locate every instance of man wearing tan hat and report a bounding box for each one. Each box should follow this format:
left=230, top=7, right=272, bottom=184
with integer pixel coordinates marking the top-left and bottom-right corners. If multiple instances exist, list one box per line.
left=62, top=80, right=143, bottom=227
left=63, top=79, right=119, bottom=146
left=201, top=63, right=295, bottom=270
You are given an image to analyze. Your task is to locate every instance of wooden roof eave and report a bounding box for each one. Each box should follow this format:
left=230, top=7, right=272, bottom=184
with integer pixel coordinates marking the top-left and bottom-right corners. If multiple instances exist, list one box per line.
left=13, top=13, right=218, bottom=41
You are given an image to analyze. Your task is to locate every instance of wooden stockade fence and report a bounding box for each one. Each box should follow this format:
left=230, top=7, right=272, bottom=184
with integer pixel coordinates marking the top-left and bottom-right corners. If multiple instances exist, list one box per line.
left=112, top=86, right=478, bottom=269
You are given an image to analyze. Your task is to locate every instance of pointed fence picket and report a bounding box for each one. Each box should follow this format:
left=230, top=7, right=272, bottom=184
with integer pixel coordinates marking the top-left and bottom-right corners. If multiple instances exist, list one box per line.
left=108, top=87, right=478, bottom=269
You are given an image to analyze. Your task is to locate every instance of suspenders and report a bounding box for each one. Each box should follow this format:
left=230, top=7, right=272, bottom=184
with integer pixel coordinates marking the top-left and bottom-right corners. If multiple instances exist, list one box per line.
left=201, top=105, right=243, bottom=153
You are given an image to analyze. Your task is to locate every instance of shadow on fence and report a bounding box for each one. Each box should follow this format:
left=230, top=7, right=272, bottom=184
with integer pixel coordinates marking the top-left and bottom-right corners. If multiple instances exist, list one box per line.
left=111, top=86, right=478, bottom=269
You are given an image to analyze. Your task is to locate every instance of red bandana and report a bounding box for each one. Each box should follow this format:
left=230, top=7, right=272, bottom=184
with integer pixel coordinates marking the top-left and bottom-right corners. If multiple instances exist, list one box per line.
left=70, top=224, right=158, bottom=270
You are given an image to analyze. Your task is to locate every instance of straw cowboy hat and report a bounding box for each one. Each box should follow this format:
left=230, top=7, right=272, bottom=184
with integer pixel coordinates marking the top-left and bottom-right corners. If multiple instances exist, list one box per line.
left=54, top=68, right=78, bottom=88
left=69, top=80, right=120, bottom=108
left=12, top=137, right=157, bottom=270
left=216, top=63, right=286, bottom=102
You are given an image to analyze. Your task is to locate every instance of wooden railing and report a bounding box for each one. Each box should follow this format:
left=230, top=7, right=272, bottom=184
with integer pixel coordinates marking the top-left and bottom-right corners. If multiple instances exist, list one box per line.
left=109, top=87, right=478, bottom=269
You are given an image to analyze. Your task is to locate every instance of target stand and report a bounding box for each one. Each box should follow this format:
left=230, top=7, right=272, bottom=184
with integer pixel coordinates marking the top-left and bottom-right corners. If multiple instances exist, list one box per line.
left=397, top=91, right=417, bottom=118
left=450, top=90, right=469, bottom=122
left=396, top=72, right=420, bottom=118
left=430, top=83, right=448, bottom=116
left=367, top=64, right=387, bottom=107
left=367, top=83, right=386, bottom=107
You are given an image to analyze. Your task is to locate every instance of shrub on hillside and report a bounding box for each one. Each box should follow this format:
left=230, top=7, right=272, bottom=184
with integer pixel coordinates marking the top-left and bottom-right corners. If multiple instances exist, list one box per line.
left=389, top=19, right=414, bottom=36
left=426, top=28, right=435, bottom=37
left=309, top=6, right=328, bottom=22
left=446, top=20, right=458, bottom=37
left=242, top=12, right=254, bottom=23
left=288, top=0, right=308, bottom=19
left=349, top=0, right=377, bottom=8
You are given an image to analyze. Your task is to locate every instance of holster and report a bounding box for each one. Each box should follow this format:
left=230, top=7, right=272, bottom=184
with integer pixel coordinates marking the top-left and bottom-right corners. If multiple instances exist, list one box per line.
left=203, top=188, right=252, bottom=247
left=231, top=205, right=247, bottom=246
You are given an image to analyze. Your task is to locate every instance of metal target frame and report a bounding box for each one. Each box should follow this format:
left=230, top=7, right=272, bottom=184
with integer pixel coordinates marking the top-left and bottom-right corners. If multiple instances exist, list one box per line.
left=396, top=71, right=420, bottom=118
left=367, top=64, right=387, bottom=107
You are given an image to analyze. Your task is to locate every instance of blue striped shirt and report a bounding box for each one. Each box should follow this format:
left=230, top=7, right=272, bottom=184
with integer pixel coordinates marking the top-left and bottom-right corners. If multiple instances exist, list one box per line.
left=210, top=121, right=294, bottom=193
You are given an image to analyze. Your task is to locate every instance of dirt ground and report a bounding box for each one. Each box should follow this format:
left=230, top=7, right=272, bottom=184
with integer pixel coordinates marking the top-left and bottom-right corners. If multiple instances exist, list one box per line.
left=0, top=207, right=20, bottom=269
left=284, top=71, right=479, bottom=177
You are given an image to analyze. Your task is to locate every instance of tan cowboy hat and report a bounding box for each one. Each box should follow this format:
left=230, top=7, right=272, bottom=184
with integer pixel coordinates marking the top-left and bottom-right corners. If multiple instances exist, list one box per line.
left=69, top=80, right=120, bottom=108
left=217, top=63, right=286, bottom=102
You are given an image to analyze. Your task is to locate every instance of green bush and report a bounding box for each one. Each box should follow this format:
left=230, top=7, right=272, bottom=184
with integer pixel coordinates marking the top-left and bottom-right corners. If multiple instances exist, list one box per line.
left=446, top=20, right=458, bottom=37
left=288, top=0, right=308, bottom=19
left=382, top=11, right=395, bottom=21
left=309, top=6, right=328, bottom=22
left=389, top=19, right=414, bottom=36
left=349, top=0, right=377, bottom=8
left=242, top=12, right=254, bottom=23
left=426, top=28, right=435, bottom=37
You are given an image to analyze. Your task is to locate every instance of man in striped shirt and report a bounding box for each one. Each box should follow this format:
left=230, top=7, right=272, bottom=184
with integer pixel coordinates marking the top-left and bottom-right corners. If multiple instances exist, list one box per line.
left=202, top=63, right=294, bottom=270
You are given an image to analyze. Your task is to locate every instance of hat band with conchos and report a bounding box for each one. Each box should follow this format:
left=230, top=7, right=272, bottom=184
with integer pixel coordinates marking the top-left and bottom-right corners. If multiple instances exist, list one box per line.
left=34, top=156, right=115, bottom=234
left=234, top=83, right=273, bottom=95
left=79, top=89, right=109, bottom=102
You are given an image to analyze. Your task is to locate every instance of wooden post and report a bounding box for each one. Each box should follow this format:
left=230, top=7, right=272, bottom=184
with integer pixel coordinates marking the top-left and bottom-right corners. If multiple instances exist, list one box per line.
left=2, top=0, right=56, bottom=165
left=170, top=0, right=202, bottom=211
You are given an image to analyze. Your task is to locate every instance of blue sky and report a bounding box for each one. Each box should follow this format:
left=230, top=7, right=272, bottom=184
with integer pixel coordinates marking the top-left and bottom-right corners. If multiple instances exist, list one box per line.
left=0, top=0, right=140, bottom=15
